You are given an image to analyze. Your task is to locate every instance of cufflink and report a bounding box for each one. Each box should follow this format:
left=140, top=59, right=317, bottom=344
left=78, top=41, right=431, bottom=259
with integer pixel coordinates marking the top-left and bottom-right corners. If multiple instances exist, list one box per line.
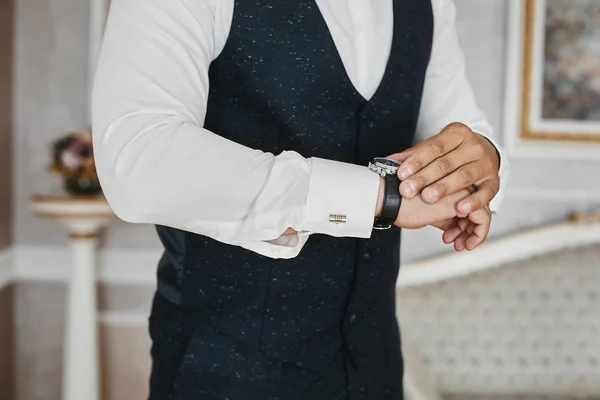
left=329, top=214, right=347, bottom=224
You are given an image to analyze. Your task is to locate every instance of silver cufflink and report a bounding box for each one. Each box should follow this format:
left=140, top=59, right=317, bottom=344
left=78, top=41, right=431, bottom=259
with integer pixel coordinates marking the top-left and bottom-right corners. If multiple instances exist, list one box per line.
left=329, top=214, right=347, bottom=224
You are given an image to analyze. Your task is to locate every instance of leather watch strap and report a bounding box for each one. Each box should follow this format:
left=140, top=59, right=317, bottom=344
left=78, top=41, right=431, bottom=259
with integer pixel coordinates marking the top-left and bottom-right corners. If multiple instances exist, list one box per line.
left=374, top=172, right=402, bottom=229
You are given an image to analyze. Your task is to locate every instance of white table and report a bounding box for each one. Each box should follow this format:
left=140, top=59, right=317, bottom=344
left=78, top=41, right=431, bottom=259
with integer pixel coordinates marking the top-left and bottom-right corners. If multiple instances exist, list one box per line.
left=31, top=195, right=116, bottom=400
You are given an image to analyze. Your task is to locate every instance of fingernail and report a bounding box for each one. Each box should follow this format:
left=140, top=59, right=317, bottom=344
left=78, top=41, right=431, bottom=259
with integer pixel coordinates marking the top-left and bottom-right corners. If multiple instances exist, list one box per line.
left=459, top=202, right=470, bottom=213
left=399, top=167, right=412, bottom=180
left=403, top=182, right=415, bottom=196
left=424, top=188, right=438, bottom=202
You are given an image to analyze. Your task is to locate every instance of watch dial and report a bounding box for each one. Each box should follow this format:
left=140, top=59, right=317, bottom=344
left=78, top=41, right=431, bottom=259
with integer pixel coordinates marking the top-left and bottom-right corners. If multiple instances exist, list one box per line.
left=374, top=157, right=401, bottom=168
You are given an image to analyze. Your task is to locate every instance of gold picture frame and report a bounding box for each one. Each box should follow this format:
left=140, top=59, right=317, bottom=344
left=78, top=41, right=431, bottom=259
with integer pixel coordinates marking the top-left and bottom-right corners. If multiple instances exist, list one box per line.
left=521, top=0, right=600, bottom=142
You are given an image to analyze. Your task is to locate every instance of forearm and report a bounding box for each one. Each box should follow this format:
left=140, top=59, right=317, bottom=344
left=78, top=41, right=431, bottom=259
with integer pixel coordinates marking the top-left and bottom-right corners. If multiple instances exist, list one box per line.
left=94, top=112, right=382, bottom=247
left=93, top=113, right=309, bottom=240
left=94, top=0, right=381, bottom=257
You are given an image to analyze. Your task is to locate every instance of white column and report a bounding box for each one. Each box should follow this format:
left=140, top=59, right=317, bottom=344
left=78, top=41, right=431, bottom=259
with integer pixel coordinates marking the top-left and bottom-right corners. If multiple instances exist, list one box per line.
left=30, top=196, right=115, bottom=400
left=62, top=233, right=100, bottom=400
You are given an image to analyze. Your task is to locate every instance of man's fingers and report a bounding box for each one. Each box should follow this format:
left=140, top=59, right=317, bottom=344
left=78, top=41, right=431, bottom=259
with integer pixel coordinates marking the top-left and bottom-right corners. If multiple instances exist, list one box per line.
left=386, top=146, right=420, bottom=164
left=465, top=226, right=488, bottom=250
left=464, top=208, right=492, bottom=250
left=443, top=216, right=471, bottom=244
left=457, top=217, right=469, bottom=231
left=443, top=225, right=463, bottom=244
left=397, top=131, right=464, bottom=180
left=456, top=179, right=499, bottom=214
left=409, top=159, right=481, bottom=203
left=438, top=204, right=492, bottom=250
left=454, top=231, right=469, bottom=251
left=448, top=208, right=491, bottom=251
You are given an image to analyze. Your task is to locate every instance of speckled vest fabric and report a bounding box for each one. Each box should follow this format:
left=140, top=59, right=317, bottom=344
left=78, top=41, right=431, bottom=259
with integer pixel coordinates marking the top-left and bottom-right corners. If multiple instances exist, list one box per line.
left=149, top=1, right=433, bottom=399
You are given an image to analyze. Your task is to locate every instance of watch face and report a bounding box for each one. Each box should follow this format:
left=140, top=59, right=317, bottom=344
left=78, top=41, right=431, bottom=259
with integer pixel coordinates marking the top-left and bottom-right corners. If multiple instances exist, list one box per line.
left=374, top=157, right=401, bottom=169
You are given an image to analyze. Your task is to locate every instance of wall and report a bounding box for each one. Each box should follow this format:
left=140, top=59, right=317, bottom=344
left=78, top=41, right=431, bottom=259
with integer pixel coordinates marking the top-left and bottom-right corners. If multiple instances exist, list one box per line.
left=11, top=0, right=600, bottom=260
left=12, top=0, right=159, bottom=248
left=1, top=0, right=13, bottom=249
left=13, top=0, right=99, bottom=245
left=0, top=0, right=14, bottom=397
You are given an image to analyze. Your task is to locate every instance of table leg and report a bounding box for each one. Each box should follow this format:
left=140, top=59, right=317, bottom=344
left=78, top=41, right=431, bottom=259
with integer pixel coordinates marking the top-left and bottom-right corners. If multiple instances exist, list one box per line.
left=62, top=234, right=100, bottom=400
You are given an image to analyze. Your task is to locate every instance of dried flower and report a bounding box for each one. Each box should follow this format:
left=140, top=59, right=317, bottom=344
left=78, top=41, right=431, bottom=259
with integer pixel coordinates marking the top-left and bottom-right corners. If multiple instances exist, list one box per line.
left=49, top=130, right=98, bottom=180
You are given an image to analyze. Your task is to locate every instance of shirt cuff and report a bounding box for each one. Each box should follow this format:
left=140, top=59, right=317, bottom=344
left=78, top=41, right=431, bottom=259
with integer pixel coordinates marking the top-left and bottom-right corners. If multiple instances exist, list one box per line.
left=475, top=132, right=509, bottom=213
left=304, top=157, right=380, bottom=238
left=240, top=232, right=312, bottom=259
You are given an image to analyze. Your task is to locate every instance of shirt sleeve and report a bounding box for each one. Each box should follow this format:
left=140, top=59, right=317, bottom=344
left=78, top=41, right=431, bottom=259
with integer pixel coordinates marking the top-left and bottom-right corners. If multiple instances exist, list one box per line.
left=416, top=0, right=510, bottom=212
left=92, top=0, right=380, bottom=259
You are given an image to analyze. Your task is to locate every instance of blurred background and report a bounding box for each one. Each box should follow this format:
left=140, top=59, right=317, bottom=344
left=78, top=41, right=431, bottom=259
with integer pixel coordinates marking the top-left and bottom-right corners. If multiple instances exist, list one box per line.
left=1, top=0, right=600, bottom=399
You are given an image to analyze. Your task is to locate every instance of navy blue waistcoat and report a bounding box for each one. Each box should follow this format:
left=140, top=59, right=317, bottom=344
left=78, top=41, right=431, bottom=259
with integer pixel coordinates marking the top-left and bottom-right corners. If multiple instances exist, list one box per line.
left=150, top=1, right=433, bottom=399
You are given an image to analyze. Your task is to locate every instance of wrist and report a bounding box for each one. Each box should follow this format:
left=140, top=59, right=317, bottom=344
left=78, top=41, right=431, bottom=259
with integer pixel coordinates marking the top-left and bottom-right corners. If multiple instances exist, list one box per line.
left=375, top=176, right=385, bottom=217
left=477, top=133, right=501, bottom=172
left=368, top=157, right=402, bottom=229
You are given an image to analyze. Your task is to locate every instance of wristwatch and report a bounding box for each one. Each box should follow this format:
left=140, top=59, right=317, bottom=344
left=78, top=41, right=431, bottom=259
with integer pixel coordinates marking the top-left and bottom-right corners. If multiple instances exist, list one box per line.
left=368, top=157, right=402, bottom=230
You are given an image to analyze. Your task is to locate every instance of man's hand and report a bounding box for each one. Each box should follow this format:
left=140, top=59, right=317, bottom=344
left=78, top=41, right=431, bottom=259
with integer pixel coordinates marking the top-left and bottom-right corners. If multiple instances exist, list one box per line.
left=388, top=187, right=491, bottom=251
left=430, top=207, right=492, bottom=251
left=394, top=188, right=471, bottom=229
left=387, top=122, right=500, bottom=215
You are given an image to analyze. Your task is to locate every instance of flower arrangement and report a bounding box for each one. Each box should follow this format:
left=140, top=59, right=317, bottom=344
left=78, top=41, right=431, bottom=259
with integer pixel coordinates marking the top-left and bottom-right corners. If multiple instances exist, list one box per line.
left=49, top=130, right=102, bottom=196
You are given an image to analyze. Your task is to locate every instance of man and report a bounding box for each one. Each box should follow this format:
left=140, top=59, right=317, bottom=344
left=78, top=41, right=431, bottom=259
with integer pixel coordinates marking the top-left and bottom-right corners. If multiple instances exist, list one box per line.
left=93, top=0, right=508, bottom=398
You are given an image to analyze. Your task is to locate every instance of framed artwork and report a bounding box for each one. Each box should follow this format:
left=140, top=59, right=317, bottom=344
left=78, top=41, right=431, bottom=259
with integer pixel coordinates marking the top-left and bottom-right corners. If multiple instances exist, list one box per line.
left=504, top=0, right=600, bottom=158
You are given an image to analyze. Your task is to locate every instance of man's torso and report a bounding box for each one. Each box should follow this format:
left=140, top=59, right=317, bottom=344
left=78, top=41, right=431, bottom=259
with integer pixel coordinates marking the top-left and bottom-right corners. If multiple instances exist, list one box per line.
left=151, top=1, right=434, bottom=398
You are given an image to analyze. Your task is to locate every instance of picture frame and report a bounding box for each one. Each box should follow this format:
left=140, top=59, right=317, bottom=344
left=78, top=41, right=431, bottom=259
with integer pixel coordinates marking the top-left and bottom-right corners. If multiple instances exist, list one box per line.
left=504, top=0, right=600, bottom=159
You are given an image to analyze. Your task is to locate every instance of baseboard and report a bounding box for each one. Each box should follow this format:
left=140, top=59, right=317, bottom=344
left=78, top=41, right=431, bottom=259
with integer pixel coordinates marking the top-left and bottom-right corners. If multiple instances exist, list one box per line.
left=99, top=311, right=148, bottom=327
left=0, top=248, right=12, bottom=289
left=8, top=245, right=158, bottom=327
left=506, top=188, right=600, bottom=202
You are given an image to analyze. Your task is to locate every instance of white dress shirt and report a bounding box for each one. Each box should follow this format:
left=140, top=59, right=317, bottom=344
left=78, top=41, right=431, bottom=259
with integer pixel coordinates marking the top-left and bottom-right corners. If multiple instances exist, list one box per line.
left=92, top=0, right=509, bottom=259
